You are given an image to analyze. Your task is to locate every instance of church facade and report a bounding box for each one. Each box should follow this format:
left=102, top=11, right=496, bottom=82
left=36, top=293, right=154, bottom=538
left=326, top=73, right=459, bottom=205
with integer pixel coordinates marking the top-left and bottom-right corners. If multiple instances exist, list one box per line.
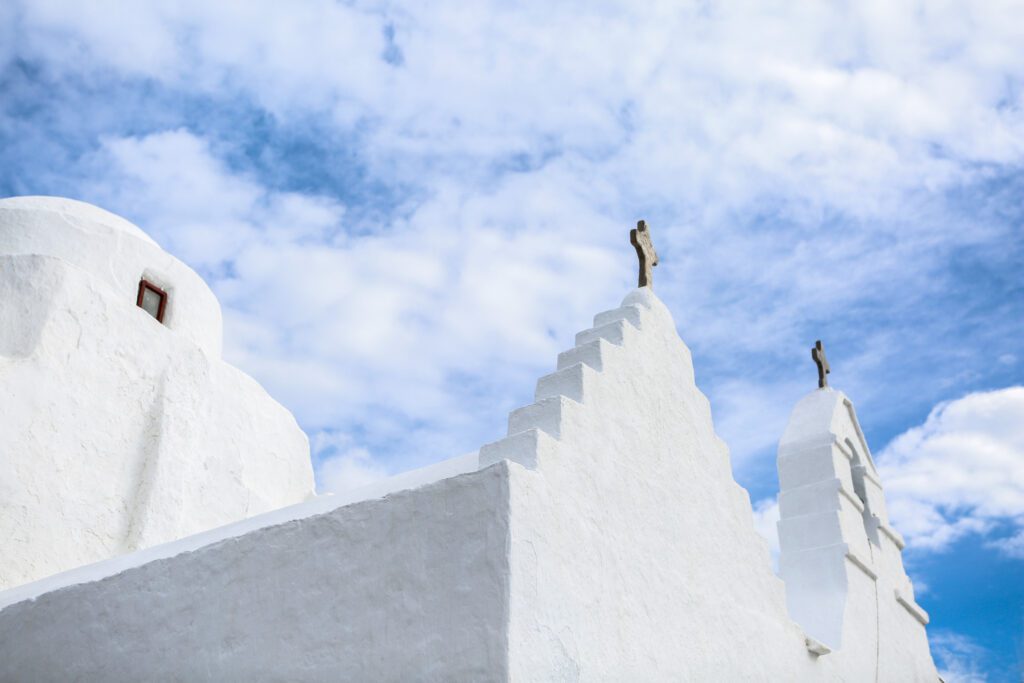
left=0, top=198, right=938, bottom=680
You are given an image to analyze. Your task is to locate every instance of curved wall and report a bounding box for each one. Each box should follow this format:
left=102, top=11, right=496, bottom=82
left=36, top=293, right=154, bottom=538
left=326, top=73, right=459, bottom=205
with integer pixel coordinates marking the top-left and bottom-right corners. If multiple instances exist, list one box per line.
left=0, top=196, right=222, bottom=357
left=0, top=196, right=313, bottom=591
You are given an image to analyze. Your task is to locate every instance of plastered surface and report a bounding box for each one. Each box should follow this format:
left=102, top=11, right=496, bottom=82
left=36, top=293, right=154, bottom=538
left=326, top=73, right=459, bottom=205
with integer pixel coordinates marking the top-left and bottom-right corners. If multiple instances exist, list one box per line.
left=0, top=196, right=221, bottom=355
left=485, top=288, right=936, bottom=680
left=0, top=244, right=939, bottom=680
left=484, top=288, right=819, bottom=679
left=777, top=388, right=937, bottom=680
left=0, top=197, right=313, bottom=591
left=0, top=465, right=512, bottom=682
left=0, top=450, right=480, bottom=611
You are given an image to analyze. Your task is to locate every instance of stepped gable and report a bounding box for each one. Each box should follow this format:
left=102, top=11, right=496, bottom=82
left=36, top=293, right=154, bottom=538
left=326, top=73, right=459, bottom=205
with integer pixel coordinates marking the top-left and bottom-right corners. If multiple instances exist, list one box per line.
left=482, top=287, right=818, bottom=679
left=480, top=287, right=698, bottom=469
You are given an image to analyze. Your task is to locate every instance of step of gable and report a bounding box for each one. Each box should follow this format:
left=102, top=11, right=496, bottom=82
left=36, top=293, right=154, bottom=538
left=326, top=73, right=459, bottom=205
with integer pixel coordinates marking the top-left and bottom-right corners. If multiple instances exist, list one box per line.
left=507, top=395, right=571, bottom=439
left=478, top=427, right=559, bottom=470
left=574, top=319, right=636, bottom=347
left=535, top=362, right=598, bottom=403
left=556, top=338, right=612, bottom=372
left=593, top=304, right=643, bottom=330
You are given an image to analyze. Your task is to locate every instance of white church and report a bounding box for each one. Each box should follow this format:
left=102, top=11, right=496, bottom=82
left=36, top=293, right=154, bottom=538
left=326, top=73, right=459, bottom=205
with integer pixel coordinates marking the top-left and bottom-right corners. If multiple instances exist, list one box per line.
left=0, top=196, right=939, bottom=681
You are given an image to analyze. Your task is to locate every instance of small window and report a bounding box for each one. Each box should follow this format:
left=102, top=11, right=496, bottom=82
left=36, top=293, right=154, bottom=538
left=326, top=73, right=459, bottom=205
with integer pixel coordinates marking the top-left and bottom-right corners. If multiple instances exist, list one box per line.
left=137, top=279, right=168, bottom=323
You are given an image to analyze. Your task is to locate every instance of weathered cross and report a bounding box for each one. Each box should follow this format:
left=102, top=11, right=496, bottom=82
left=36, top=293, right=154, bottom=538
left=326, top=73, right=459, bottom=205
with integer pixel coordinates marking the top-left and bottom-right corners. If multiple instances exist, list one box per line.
left=811, top=340, right=830, bottom=389
left=630, top=219, right=658, bottom=288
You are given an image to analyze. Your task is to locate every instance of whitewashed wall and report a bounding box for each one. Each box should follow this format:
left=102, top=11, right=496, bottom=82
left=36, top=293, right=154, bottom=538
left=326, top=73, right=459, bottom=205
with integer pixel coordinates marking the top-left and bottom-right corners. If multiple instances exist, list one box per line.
left=0, top=197, right=314, bottom=591
left=0, top=279, right=938, bottom=680
left=778, top=388, right=937, bottom=680
left=0, top=196, right=222, bottom=356
left=0, top=464, right=512, bottom=681
left=482, top=287, right=826, bottom=679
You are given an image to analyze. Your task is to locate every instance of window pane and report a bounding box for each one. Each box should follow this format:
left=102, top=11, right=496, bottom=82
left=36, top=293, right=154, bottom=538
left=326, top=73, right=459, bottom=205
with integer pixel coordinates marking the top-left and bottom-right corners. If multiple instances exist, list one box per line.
left=140, top=286, right=163, bottom=320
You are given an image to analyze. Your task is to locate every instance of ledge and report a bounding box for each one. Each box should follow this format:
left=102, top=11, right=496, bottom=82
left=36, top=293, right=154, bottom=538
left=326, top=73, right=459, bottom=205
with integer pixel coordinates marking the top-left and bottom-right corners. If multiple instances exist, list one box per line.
left=777, top=436, right=838, bottom=460
left=805, top=636, right=832, bottom=656
left=895, top=590, right=930, bottom=626
left=837, top=482, right=866, bottom=513
left=844, top=548, right=878, bottom=581
left=0, top=450, right=483, bottom=612
left=878, top=522, right=906, bottom=550
left=835, top=438, right=855, bottom=462
left=833, top=438, right=883, bottom=488
left=862, top=468, right=883, bottom=489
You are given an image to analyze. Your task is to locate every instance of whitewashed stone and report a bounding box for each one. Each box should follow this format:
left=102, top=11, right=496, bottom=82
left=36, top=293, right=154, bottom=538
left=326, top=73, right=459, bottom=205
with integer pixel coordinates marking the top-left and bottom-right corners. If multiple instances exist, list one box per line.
left=0, top=223, right=938, bottom=679
left=0, top=197, right=314, bottom=591
left=777, top=387, right=937, bottom=680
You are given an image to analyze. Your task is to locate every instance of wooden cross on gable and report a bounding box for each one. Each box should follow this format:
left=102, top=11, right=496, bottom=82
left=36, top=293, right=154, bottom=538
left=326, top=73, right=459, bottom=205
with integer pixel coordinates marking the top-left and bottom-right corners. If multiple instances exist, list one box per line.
left=630, top=220, right=658, bottom=288
left=812, top=340, right=830, bottom=389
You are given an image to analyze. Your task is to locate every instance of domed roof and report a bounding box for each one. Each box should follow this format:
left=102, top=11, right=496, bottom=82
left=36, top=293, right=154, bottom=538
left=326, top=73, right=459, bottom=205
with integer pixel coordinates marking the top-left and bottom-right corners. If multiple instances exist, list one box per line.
left=0, top=194, right=222, bottom=357
left=0, top=196, right=159, bottom=247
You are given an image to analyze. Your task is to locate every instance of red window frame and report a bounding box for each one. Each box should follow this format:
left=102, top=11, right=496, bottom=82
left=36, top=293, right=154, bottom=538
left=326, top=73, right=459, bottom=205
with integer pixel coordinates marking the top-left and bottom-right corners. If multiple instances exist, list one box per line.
left=136, top=279, right=168, bottom=323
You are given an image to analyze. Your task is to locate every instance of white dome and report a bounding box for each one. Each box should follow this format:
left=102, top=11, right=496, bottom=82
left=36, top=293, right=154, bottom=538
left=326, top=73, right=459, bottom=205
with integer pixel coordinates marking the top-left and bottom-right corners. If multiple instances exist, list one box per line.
left=0, top=196, right=160, bottom=247
left=0, top=195, right=222, bottom=357
left=0, top=196, right=313, bottom=595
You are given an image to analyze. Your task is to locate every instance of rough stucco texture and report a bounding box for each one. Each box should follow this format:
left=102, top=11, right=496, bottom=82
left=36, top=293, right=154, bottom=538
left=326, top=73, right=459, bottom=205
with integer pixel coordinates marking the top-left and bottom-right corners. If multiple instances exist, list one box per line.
left=488, top=288, right=822, bottom=680
left=0, top=465, right=512, bottom=682
left=0, top=196, right=222, bottom=356
left=0, top=197, right=314, bottom=590
left=479, top=286, right=936, bottom=680
left=0, top=273, right=938, bottom=680
left=778, top=388, right=938, bottom=681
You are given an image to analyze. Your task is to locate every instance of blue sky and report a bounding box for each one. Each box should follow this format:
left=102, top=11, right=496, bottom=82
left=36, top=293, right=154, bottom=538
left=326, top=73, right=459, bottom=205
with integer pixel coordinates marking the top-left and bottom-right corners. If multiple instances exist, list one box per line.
left=2, top=1, right=1022, bottom=678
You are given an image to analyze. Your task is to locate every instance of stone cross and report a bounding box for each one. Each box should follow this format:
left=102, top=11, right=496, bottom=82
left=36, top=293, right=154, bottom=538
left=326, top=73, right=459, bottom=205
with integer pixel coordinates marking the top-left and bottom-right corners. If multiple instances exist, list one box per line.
left=630, top=220, right=658, bottom=288
left=812, top=340, right=830, bottom=389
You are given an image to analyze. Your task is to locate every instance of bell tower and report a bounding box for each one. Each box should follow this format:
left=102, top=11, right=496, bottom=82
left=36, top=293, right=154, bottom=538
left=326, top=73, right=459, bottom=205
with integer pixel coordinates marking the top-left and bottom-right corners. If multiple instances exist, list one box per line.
left=776, top=357, right=936, bottom=679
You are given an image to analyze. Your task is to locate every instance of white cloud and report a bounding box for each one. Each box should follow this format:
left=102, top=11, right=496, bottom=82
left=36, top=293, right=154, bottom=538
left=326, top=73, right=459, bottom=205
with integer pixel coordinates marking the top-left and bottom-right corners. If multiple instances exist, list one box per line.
left=739, top=388, right=1022, bottom=580
left=7, top=1, right=1024, bottom=481
left=750, top=497, right=780, bottom=571
left=995, top=529, right=1024, bottom=560
left=878, top=386, right=1024, bottom=554
left=15, top=0, right=1024, bottom=202
left=929, top=630, right=992, bottom=683
left=17, top=0, right=386, bottom=111
left=82, top=129, right=625, bottom=471
left=315, top=446, right=389, bottom=494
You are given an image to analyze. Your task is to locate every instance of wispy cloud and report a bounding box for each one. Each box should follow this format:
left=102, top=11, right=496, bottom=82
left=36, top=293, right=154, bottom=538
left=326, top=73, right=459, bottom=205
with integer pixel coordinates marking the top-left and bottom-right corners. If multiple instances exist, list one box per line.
left=930, top=630, right=994, bottom=683
left=74, top=128, right=624, bottom=473
left=312, top=431, right=390, bottom=494
left=2, top=0, right=1023, bottom=497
